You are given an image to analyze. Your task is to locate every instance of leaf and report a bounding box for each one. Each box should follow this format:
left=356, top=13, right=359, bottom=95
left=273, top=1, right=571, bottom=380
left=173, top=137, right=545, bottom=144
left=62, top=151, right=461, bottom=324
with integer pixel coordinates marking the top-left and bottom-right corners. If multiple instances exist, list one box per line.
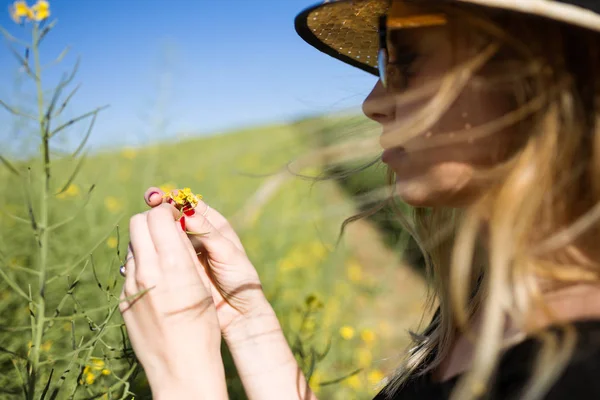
left=39, top=369, right=54, bottom=400
left=71, top=113, right=96, bottom=158
left=55, top=153, right=87, bottom=196
left=0, top=25, right=29, bottom=47
left=43, top=46, right=72, bottom=70
left=38, top=20, right=57, bottom=45
left=7, top=43, right=33, bottom=78
left=0, top=153, right=19, bottom=175
left=53, top=83, right=80, bottom=118
left=0, top=345, right=25, bottom=360
left=49, top=105, right=108, bottom=139
left=0, top=98, right=36, bottom=120
left=0, top=266, right=31, bottom=301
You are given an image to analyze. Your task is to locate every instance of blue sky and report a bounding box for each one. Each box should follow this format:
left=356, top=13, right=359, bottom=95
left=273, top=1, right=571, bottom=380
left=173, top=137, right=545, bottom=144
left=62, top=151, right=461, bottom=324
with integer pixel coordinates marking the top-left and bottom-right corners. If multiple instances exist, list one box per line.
left=0, top=0, right=378, bottom=151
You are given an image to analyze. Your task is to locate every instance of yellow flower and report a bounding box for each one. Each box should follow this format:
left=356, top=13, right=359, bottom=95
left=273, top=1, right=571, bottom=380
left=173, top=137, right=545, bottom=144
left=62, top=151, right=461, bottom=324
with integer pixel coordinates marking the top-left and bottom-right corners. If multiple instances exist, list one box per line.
left=9, top=1, right=34, bottom=24
left=309, top=371, right=323, bottom=394
left=360, top=329, right=376, bottom=345
left=57, top=183, right=80, bottom=199
left=106, top=236, right=118, bottom=249
left=339, top=325, right=355, bottom=340
left=85, top=372, right=95, bottom=385
left=31, top=0, right=49, bottom=21
left=367, top=370, right=386, bottom=387
left=159, top=183, right=177, bottom=194
left=104, top=196, right=122, bottom=213
left=121, top=147, right=137, bottom=160
left=41, top=340, right=52, bottom=352
left=357, top=347, right=372, bottom=367
left=101, top=368, right=111, bottom=376
left=346, top=260, right=363, bottom=283
left=163, top=187, right=202, bottom=210
left=344, top=374, right=362, bottom=390
left=91, top=358, right=105, bottom=370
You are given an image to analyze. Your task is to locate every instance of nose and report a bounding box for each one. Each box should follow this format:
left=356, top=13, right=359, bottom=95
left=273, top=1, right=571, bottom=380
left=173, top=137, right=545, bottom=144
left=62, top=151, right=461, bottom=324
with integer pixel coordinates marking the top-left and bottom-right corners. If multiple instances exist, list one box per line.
left=362, top=80, right=395, bottom=124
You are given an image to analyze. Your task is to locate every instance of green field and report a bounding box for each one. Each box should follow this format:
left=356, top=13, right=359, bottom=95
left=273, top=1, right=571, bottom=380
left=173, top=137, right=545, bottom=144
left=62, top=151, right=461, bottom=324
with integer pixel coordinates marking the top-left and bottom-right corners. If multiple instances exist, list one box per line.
left=0, top=113, right=430, bottom=400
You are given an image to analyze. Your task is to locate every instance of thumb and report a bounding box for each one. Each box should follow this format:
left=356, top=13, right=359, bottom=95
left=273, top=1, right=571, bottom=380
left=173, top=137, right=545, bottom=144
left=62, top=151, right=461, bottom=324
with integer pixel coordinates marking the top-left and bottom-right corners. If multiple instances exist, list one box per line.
left=144, top=187, right=166, bottom=208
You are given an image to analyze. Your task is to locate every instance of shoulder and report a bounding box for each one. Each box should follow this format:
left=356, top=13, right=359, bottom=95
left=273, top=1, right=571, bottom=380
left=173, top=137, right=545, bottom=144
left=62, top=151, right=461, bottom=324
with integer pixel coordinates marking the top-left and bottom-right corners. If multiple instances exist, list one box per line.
left=495, top=320, right=600, bottom=399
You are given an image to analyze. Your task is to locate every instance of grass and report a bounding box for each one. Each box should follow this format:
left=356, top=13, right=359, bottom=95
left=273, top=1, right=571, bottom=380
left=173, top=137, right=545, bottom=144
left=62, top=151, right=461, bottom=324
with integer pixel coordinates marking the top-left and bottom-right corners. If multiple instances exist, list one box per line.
left=0, top=114, right=429, bottom=400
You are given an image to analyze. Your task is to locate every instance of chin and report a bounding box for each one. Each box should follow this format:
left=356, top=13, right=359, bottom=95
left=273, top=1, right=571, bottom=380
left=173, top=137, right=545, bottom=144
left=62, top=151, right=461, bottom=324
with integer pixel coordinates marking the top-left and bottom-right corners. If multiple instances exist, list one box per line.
left=395, top=183, right=456, bottom=207
left=392, top=164, right=476, bottom=208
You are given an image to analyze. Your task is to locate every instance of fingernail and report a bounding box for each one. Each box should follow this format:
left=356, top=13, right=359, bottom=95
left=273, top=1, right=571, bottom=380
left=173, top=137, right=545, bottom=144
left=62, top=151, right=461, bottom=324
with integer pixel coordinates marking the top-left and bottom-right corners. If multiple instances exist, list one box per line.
left=147, top=191, right=159, bottom=202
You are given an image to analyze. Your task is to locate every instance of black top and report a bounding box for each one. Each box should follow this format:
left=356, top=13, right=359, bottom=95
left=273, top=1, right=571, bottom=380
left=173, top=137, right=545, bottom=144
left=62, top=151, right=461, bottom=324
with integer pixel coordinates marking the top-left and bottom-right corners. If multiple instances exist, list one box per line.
left=373, top=320, right=600, bottom=399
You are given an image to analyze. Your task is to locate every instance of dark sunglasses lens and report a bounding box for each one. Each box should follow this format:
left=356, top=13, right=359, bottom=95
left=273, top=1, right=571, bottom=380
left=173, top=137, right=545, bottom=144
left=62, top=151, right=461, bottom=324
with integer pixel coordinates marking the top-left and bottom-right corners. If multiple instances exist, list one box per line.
left=378, top=47, right=388, bottom=88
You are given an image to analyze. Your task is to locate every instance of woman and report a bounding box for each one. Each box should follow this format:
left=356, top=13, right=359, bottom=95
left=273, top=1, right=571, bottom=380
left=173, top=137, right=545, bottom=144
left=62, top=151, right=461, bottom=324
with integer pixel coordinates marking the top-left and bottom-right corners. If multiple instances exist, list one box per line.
left=119, top=0, right=600, bottom=399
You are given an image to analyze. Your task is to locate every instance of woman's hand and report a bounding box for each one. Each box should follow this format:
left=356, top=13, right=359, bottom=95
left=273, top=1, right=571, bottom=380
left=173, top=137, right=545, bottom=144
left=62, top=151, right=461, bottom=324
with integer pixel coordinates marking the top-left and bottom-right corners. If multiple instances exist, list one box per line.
left=142, top=187, right=269, bottom=335
left=142, top=187, right=318, bottom=400
left=119, top=203, right=228, bottom=399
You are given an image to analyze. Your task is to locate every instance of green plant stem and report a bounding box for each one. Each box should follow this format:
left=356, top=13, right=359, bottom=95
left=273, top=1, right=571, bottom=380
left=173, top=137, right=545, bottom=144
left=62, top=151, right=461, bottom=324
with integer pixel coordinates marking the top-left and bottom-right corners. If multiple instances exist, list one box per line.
left=29, top=22, right=49, bottom=399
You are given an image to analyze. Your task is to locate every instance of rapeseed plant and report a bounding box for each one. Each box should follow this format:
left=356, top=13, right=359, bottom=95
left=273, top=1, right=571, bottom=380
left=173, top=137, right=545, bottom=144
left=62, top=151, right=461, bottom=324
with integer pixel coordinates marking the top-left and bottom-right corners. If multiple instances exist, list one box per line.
left=0, top=2, right=137, bottom=398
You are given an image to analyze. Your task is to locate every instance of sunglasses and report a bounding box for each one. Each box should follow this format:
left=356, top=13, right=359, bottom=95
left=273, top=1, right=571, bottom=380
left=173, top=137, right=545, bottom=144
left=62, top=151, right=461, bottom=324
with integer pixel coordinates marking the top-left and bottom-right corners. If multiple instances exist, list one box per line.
left=377, top=6, right=448, bottom=89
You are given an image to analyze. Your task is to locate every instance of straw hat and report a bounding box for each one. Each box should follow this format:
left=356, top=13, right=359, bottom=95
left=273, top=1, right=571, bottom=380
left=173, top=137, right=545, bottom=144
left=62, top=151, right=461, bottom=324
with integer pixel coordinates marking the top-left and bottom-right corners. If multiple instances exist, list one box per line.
left=295, top=0, right=600, bottom=77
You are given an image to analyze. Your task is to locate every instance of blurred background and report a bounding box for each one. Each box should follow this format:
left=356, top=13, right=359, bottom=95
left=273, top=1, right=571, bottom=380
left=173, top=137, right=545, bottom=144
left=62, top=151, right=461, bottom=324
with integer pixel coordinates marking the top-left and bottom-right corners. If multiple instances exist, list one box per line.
left=0, top=1, right=429, bottom=399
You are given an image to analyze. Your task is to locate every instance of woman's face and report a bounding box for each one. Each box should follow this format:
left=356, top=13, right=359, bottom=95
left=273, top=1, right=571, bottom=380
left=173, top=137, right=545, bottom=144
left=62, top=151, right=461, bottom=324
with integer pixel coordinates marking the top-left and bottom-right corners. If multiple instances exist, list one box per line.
left=363, top=24, right=521, bottom=207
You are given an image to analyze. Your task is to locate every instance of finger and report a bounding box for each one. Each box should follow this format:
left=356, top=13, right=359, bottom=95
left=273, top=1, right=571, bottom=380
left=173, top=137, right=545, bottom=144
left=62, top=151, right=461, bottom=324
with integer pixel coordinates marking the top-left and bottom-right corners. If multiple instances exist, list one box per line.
left=191, top=199, right=245, bottom=253
left=146, top=203, right=205, bottom=287
left=182, top=207, right=245, bottom=266
left=178, top=228, right=212, bottom=291
left=144, top=187, right=165, bottom=208
left=128, top=212, right=159, bottom=293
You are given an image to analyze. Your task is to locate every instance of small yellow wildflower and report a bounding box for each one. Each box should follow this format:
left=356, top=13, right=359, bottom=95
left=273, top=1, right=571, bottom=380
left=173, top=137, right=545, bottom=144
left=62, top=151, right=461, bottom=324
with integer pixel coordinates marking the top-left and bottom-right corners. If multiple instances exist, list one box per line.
left=159, top=182, right=177, bottom=194
left=277, top=257, right=296, bottom=272
left=9, top=1, right=34, bottom=24
left=91, top=359, right=105, bottom=370
left=360, top=329, right=376, bottom=345
left=85, top=372, right=95, bottom=385
left=346, top=260, right=363, bottom=283
left=41, top=340, right=52, bottom=352
left=57, top=183, right=80, bottom=199
left=308, top=241, right=328, bottom=260
left=101, top=368, right=111, bottom=376
left=357, top=347, right=372, bottom=367
left=104, top=196, right=122, bottom=213
left=164, top=187, right=201, bottom=209
left=339, top=325, right=355, bottom=340
left=31, top=0, right=49, bottom=21
left=106, top=236, right=118, bottom=249
left=120, top=147, right=137, bottom=160
left=344, top=374, right=362, bottom=390
left=309, top=371, right=323, bottom=394
left=367, top=370, right=385, bottom=387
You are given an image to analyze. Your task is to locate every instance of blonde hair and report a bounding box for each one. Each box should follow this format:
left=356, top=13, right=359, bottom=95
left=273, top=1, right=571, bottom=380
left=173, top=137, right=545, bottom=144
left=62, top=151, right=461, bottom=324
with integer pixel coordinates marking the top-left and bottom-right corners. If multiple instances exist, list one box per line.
left=337, top=4, right=600, bottom=400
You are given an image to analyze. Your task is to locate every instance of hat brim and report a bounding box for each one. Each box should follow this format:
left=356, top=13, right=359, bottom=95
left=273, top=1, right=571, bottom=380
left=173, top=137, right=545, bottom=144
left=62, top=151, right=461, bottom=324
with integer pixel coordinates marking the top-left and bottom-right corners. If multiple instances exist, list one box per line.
left=295, top=0, right=600, bottom=76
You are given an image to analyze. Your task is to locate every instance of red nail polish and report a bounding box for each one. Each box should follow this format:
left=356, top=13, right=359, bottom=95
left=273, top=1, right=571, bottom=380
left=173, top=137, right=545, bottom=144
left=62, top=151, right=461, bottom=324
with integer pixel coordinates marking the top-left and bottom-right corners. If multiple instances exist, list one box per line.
left=180, top=216, right=186, bottom=231
left=184, top=208, right=195, bottom=217
left=148, top=191, right=159, bottom=202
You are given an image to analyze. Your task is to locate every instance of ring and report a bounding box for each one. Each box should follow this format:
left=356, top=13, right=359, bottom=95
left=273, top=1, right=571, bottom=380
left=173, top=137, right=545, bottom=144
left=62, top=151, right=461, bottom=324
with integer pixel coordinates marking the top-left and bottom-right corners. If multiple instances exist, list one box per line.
left=201, top=204, right=210, bottom=217
left=119, top=254, right=134, bottom=277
